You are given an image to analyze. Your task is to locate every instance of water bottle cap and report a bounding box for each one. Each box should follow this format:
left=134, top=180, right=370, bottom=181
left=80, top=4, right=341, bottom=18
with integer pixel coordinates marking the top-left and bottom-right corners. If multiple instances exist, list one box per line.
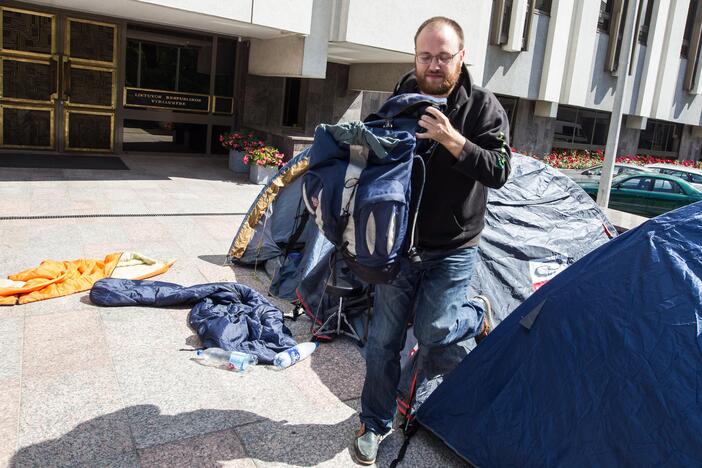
left=194, top=349, right=204, bottom=358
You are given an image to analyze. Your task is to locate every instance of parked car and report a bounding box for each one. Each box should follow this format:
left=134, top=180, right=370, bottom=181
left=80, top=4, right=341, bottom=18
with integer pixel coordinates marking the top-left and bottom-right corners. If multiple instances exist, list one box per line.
left=579, top=173, right=702, bottom=217
left=644, top=163, right=702, bottom=191
left=564, top=163, right=652, bottom=184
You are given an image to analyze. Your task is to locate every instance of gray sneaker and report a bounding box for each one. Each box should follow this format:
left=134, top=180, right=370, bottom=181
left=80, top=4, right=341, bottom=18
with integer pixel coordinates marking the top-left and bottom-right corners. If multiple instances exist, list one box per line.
left=474, top=294, right=494, bottom=345
left=352, top=424, right=382, bottom=465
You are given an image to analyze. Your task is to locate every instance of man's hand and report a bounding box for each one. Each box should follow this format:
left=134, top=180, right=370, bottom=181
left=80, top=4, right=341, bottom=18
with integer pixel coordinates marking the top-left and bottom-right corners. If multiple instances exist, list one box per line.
left=416, top=106, right=467, bottom=159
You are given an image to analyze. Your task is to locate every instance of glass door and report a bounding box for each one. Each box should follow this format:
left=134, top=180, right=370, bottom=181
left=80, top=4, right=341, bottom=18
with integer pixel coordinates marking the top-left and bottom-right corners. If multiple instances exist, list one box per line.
left=62, top=17, right=117, bottom=152
left=0, top=7, right=58, bottom=150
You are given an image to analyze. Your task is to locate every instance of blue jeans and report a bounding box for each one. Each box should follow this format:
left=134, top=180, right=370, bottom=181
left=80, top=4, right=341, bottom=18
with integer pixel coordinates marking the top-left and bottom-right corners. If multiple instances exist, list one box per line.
left=359, top=247, right=484, bottom=435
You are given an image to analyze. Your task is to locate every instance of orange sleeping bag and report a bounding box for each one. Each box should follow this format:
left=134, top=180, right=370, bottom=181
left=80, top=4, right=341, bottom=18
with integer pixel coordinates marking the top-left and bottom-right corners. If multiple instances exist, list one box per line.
left=0, top=252, right=174, bottom=305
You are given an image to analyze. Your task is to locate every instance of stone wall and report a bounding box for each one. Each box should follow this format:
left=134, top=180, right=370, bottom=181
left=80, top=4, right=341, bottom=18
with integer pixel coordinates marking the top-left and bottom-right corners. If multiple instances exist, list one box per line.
left=617, top=126, right=641, bottom=157
left=678, top=126, right=702, bottom=161
left=511, top=99, right=554, bottom=156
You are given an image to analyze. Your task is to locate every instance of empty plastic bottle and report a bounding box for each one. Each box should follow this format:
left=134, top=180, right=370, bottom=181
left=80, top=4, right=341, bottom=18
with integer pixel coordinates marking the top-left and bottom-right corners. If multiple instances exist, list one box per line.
left=194, top=348, right=258, bottom=372
left=273, top=342, right=319, bottom=369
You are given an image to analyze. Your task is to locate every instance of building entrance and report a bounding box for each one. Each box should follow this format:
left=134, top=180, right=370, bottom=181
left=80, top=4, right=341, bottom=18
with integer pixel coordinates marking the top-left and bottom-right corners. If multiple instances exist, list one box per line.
left=0, top=6, right=117, bottom=152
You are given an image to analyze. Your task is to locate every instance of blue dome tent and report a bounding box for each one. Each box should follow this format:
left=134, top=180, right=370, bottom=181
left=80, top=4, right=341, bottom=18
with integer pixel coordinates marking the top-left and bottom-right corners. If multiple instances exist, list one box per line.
left=417, top=202, right=702, bottom=467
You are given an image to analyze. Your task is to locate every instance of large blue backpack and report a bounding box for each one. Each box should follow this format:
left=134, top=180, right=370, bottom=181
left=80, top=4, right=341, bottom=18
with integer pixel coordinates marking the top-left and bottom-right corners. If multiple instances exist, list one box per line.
left=301, top=93, right=446, bottom=284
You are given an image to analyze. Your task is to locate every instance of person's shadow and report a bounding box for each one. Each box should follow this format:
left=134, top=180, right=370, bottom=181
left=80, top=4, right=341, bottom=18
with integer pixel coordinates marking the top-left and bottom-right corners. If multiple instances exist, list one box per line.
left=9, top=404, right=359, bottom=467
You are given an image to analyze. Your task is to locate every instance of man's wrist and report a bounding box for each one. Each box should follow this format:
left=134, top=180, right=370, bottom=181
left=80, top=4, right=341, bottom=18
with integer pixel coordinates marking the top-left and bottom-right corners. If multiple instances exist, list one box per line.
left=441, top=129, right=467, bottom=160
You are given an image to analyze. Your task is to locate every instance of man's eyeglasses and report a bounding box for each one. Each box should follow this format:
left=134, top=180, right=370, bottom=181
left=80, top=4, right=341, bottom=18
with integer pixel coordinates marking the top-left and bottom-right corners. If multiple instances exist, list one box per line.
left=415, top=51, right=461, bottom=65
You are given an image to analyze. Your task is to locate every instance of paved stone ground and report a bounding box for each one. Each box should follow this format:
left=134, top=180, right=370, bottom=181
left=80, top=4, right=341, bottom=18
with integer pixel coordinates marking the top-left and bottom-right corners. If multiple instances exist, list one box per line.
left=0, top=155, right=467, bottom=467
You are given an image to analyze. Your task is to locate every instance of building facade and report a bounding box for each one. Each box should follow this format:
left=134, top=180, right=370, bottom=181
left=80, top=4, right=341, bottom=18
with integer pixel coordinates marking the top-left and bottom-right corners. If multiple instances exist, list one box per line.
left=1, top=0, right=701, bottom=160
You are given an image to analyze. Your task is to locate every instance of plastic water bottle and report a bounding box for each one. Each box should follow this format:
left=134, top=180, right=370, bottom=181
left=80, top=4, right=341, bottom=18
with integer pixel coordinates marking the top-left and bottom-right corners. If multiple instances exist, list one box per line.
left=273, top=342, right=319, bottom=369
left=194, top=348, right=258, bottom=372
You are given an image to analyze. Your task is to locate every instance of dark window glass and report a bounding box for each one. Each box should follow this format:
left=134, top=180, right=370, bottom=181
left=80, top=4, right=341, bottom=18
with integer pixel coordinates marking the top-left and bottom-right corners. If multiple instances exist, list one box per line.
left=598, top=0, right=612, bottom=32
left=535, top=0, right=552, bottom=14
left=178, top=46, right=211, bottom=94
left=125, top=37, right=211, bottom=93
left=215, top=38, right=237, bottom=97
left=125, top=40, right=139, bottom=87
left=652, top=179, right=683, bottom=193
left=620, top=177, right=650, bottom=189
left=122, top=120, right=207, bottom=153
left=500, top=0, right=513, bottom=44
left=554, top=105, right=610, bottom=148
left=620, top=177, right=643, bottom=188
left=681, top=0, right=698, bottom=57
left=139, top=41, right=177, bottom=90
left=638, top=120, right=682, bottom=153
left=637, top=0, right=654, bottom=44
left=495, top=94, right=517, bottom=143
left=282, top=78, right=303, bottom=128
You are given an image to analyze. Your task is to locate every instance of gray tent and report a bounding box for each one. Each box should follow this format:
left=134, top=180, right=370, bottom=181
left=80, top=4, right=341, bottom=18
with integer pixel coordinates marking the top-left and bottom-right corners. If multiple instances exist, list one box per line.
left=227, top=149, right=616, bottom=333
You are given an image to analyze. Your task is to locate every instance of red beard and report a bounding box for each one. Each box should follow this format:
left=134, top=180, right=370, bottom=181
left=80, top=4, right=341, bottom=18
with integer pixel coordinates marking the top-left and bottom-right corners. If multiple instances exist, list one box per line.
left=416, top=65, right=461, bottom=96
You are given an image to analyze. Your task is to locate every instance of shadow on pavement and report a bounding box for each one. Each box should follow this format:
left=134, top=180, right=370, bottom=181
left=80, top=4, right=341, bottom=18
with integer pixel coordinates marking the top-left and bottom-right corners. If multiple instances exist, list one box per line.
left=9, top=404, right=358, bottom=467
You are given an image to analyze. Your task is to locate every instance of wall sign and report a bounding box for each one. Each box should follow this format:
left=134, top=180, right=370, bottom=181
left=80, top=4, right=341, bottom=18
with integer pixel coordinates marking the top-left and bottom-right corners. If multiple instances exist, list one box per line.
left=124, top=87, right=209, bottom=112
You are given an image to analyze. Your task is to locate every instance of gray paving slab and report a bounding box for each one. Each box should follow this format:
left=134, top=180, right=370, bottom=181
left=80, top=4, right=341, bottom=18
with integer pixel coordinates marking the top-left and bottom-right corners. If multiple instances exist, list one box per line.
left=0, top=313, right=23, bottom=380
left=14, top=369, right=133, bottom=467
left=0, top=378, right=21, bottom=467
left=235, top=400, right=360, bottom=468
left=137, top=428, right=256, bottom=467
left=22, top=308, right=111, bottom=379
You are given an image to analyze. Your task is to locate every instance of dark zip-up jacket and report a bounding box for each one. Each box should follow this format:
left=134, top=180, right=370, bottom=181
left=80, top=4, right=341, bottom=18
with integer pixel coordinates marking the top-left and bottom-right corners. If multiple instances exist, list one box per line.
left=392, top=64, right=511, bottom=250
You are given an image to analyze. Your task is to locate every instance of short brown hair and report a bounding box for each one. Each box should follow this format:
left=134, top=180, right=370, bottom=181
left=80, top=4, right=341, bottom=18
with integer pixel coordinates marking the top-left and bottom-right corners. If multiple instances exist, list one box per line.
left=414, top=16, right=465, bottom=50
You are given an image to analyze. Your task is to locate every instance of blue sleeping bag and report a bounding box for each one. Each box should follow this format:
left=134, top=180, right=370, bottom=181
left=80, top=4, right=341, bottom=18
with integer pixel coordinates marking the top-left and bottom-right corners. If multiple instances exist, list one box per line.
left=90, top=278, right=296, bottom=363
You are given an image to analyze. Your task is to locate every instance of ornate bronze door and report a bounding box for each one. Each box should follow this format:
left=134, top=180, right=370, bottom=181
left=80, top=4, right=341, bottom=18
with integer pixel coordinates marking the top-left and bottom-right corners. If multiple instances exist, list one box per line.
left=0, top=7, right=117, bottom=153
left=0, top=7, right=58, bottom=150
left=62, top=17, right=117, bottom=152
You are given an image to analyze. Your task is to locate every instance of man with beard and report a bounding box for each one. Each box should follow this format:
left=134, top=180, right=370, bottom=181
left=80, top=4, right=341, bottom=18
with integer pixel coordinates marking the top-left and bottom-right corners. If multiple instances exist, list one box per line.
left=351, top=16, right=512, bottom=465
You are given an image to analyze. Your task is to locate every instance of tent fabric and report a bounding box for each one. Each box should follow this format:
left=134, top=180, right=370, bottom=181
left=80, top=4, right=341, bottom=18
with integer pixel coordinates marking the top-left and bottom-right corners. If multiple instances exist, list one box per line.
left=468, top=154, right=616, bottom=326
left=0, top=252, right=174, bottom=305
left=226, top=152, right=616, bottom=342
left=90, top=278, right=297, bottom=363
left=228, top=152, right=310, bottom=261
left=417, top=202, right=702, bottom=467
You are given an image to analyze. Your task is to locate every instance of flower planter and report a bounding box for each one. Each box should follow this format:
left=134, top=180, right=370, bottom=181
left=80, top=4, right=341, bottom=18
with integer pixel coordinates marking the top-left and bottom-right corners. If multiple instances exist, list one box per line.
left=249, top=165, right=279, bottom=185
left=228, top=150, right=249, bottom=173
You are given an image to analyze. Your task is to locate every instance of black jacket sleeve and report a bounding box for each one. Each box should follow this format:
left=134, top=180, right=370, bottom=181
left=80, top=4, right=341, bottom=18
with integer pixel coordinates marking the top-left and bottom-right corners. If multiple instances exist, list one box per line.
left=451, top=94, right=512, bottom=189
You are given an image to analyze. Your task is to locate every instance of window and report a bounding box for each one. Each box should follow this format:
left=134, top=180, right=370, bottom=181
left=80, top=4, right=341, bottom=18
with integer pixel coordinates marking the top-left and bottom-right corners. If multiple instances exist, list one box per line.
left=122, top=120, right=207, bottom=153
left=598, top=0, right=612, bottom=32
left=638, top=120, right=682, bottom=154
left=681, top=0, right=698, bottom=57
left=282, top=77, right=306, bottom=128
left=553, top=105, right=611, bottom=149
left=491, top=0, right=533, bottom=50
left=125, top=36, right=211, bottom=94
left=500, top=0, right=514, bottom=44
left=215, top=38, right=237, bottom=97
left=637, top=0, right=654, bottom=45
left=495, top=94, right=517, bottom=143
left=534, top=0, right=552, bottom=14
left=619, top=177, right=650, bottom=190
left=652, top=179, right=682, bottom=193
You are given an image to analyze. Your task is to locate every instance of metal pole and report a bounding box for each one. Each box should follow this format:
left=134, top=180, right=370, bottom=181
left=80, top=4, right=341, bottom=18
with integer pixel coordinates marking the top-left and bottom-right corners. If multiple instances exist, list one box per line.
left=597, top=0, right=640, bottom=208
